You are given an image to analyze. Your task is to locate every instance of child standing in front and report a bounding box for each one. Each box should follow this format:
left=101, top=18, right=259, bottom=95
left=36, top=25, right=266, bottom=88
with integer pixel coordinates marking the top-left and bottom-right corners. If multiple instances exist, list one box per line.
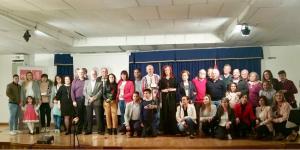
left=52, top=98, right=61, bottom=133
left=23, top=96, right=39, bottom=134
left=140, top=89, right=158, bottom=137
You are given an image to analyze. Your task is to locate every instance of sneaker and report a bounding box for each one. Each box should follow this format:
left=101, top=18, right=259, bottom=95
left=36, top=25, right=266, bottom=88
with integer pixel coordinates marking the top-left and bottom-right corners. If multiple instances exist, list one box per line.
left=41, top=127, right=46, bottom=133
left=14, top=130, right=22, bottom=134
left=45, top=127, right=50, bottom=132
left=55, top=129, right=60, bottom=133
left=9, top=131, right=17, bottom=135
left=227, top=134, right=232, bottom=140
left=287, top=131, right=298, bottom=142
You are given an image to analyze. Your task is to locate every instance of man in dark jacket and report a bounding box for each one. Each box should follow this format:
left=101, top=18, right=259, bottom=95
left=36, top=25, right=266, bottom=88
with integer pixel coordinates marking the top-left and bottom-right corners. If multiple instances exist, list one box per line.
left=6, top=74, right=21, bottom=135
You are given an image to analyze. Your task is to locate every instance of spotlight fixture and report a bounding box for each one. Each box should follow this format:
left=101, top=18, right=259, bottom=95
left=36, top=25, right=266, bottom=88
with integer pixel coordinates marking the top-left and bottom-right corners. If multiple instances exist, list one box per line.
left=241, top=23, right=250, bottom=36
left=23, top=30, right=31, bottom=42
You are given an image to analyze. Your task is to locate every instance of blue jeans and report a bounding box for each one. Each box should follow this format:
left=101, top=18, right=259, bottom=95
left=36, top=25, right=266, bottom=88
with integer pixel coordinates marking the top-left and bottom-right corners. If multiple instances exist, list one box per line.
left=119, top=100, right=126, bottom=124
left=8, top=103, right=19, bottom=131
left=177, top=118, right=196, bottom=134
left=53, top=115, right=61, bottom=130
left=212, top=100, right=221, bottom=108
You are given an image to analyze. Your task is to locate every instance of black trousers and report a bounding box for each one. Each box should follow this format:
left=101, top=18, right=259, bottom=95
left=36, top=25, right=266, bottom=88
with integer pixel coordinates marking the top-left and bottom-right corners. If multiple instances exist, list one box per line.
left=201, top=121, right=215, bottom=136
left=215, top=125, right=233, bottom=139
left=129, top=120, right=142, bottom=136
left=85, top=103, right=104, bottom=132
left=75, top=97, right=86, bottom=132
left=236, top=122, right=251, bottom=138
left=274, top=121, right=293, bottom=136
left=255, top=125, right=272, bottom=138
left=40, top=103, right=51, bottom=127
left=194, top=103, right=202, bottom=131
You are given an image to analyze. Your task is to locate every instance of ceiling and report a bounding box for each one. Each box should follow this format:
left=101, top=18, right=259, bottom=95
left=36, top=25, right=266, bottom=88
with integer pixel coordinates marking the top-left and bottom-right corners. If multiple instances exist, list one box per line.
left=0, top=0, right=299, bottom=54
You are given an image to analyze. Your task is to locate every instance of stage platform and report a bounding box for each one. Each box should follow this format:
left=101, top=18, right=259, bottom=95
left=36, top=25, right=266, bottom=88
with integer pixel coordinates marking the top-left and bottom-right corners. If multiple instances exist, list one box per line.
left=1, top=126, right=300, bottom=149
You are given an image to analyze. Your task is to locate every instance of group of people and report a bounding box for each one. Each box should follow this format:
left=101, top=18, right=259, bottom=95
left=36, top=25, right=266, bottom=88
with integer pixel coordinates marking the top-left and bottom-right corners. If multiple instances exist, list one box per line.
left=5, top=64, right=299, bottom=141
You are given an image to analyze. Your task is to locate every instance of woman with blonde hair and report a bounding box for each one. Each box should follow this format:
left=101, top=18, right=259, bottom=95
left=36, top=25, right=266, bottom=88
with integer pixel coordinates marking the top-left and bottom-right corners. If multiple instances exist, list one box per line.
left=200, top=95, right=217, bottom=136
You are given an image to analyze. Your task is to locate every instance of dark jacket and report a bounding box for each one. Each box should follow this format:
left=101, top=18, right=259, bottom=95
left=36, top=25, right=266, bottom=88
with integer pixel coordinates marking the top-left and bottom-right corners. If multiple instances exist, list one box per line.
left=206, top=79, right=226, bottom=101
left=103, top=82, right=118, bottom=101
left=6, top=82, right=21, bottom=104
left=177, top=81, right=196, bottom=103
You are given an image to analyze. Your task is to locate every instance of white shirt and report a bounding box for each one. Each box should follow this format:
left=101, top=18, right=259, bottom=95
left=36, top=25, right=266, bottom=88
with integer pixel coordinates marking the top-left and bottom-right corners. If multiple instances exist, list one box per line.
left=146, top=75, right=158, bottom=88
left=91, top=80, right=96, bottom=92
left=25, top=81, right=34, bottom=97
left=131, top=102, right=140, bottom=121
left=219, top=112, right=229, bottom=127
left=119, top=81, right=127, bottom=100
left=183, top=81, right=189, bottom=96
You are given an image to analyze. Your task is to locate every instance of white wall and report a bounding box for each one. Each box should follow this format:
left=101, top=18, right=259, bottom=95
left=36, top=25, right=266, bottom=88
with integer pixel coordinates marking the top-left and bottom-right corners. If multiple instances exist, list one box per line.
left=0, top=55, right=13, bottom=123
left=262, top=45, right=300, bottom=103
left=32, top=54, right=56, bottom=80
left=72, top=53, right=129, bottom=80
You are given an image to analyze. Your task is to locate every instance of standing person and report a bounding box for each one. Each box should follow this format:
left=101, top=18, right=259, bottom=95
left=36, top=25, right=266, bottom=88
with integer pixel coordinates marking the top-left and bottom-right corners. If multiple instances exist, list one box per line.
left=20, top=72, right=40, bottom=130
left=262, top=70, right=282, bottom=91
left=278, top=70, right=298, bottom=108
left=71, top=68, right=86, bottom=134
left=124, top=92, right=142, bottom=137
left=234, top=94, right=256, bottom=138
left=117, top=70, right=134, bottom=125
left=200, top=95, right=217, bottom=137
left=213, top=97, right=235, bottom=140
left=39, top=74, right=52, bottom=132
left=56, top=76, right=75, bottom=135
left=241, top=69, right=249, bottom=82
left=141, top=65, right=160, bottom=133
left=97, top=67, right=109, bottom=133
left=178, top=70, right=196, bottom=104
left=6, top=74, right=21, bottom=135
left=140, top=89, right=158, bottom=137
left=232, top=69, right=248, bottom=96
left=82, top=68, right=88, bottom=80
left=159, top=65, right=177, bottom=135
left=103, top=73, right=118, bottom=135
left=176, top=96, right=197, bottom=139
left=192, top=69, right=207, bottom=131
left=133, top=68, right=143, bottom=97
left=50, top=75, right=63, bottom=133
left=225, top=82, right=240, bottom=108
left=83, top=69, right=103, bottom=135
left=255, top=96, right=273, bottom=140
left=248, top=72, right=262, bottom=108
left=206, top=69, right=226, bottom=107
left=221, top=64, right=233, bottom=87
left=22, top=96, right=39, bottom=135
left=259, top=81, right=276, bottom=106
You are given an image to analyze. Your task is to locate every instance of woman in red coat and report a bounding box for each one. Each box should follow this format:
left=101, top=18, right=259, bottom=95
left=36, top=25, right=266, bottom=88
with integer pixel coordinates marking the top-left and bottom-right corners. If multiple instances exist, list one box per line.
left=234, top=94, right=256, bottom=138
left=116, top=70, right=134, bottom=125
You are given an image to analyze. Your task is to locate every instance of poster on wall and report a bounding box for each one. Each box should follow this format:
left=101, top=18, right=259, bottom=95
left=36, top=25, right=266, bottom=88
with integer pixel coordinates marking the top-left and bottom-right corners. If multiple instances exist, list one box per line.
left=18, top=66, right=45, bottom=81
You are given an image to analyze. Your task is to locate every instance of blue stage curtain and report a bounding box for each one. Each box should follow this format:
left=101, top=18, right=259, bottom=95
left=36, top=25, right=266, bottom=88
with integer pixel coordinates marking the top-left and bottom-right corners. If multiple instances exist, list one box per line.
left=54, top=54, right=73, bottom=79
left=129, top=47, right=263, bottom=81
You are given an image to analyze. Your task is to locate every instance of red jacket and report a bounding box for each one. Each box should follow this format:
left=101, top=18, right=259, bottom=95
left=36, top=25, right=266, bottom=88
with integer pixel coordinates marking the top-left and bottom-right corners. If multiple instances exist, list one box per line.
left=234, top=102, right=256, bottom=126
left=116, top=80, right=134, bottom=103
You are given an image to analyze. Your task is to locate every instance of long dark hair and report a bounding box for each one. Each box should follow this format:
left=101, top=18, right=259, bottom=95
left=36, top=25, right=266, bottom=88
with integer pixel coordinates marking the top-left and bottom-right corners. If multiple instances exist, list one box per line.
left=217, top=97, right=232, bottom=116
left=262, top=70, right=274, bottom=81
left=54, top=75, right=64, bottom=86
left=26, top=96, right=36, bottom=105
left=161, top=65, right=174, bottom=78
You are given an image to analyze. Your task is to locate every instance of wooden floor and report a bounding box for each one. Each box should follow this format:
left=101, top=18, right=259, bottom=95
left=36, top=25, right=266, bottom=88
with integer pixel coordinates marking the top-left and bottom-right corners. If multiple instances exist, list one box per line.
left=1, top=125, right=300, bottom=149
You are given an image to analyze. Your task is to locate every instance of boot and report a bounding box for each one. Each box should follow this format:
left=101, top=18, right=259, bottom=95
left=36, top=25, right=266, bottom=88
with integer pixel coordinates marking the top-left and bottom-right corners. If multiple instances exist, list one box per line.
left=107, top=128, right=112, bottom=135
left=113, top=128, right=118, bottom=135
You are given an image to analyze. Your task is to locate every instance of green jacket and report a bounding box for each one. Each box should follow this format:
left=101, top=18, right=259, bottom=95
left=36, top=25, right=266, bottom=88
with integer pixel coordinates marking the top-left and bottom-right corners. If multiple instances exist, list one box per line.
left=6, top=82, right=21, bottom=104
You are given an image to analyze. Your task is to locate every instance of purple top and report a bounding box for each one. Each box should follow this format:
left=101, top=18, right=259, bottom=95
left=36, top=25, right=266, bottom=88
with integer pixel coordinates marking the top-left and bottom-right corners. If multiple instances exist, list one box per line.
left=71, top=79, right=86, bottom=101
left=248, top=82, right=262, bottom=107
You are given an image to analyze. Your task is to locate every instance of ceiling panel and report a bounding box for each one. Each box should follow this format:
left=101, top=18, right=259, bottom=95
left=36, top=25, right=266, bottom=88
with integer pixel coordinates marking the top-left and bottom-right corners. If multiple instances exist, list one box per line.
left=173, top=0, right=206, bottom=5
left=137, top=0, right=172, bottom=6
left=158, top=5, right=189, bottom=19
left=127, top=7, right=159, bottom=20
left=25, top=0, right=73, bottom=10
left=190, top=3, right=222, bottom=18
left=0, top=0, right=41, bottom=11
left=218, top=1, right=248, bottom=17
left=64, top=0, right=137, bottom=10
